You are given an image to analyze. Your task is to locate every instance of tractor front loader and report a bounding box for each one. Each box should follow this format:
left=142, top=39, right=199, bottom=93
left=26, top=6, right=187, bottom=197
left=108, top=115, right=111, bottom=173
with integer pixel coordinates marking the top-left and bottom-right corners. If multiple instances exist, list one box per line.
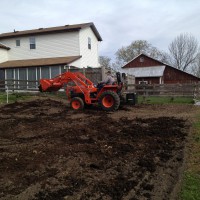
left=39, top=71, right=136, bottom=111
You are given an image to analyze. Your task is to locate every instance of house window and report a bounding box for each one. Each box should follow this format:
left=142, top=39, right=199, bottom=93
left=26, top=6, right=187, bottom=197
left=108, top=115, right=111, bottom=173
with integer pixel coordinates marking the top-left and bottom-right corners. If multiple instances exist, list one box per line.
left=19, top=68, right=27, bottom=89
left=140, top=57, right=144, bottom=62
left=0, top=69, right=5, bottom=81
left=6, top=69, right=14, bottom=80
left=61, top=66, right=66, bottom=73
left=28, top=67, right=37, bottom=88
left=14, top=69, right=19, bottom=89
left=29, top=37, right=36, bottom=49
left=88, top=37, right=91, bottom=49
left=6, top=69, right=14, bottom=89
left=14, top=69, right=18, bottom=80
left=41, top=66, right=50, bottom=79
left=51, top=66, right=60, bottom=78
left=37, top=67, right=41, bottom=81
left=16, top=39, right=20, bottom=47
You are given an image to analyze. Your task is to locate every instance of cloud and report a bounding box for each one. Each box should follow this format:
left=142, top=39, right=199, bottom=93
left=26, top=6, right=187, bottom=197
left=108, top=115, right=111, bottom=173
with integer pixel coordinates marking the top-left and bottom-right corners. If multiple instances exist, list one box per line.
left=1, top=0, right=200, bottom=60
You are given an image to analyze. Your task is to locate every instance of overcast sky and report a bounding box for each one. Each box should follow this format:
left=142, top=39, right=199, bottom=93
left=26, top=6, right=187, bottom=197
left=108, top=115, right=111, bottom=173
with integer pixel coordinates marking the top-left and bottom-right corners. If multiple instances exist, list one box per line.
left=1, top=0, right=200, bottom=60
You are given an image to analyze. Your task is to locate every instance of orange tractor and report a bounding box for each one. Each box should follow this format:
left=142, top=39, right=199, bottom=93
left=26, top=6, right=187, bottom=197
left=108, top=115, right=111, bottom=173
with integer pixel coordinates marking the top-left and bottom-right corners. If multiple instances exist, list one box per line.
left=39, top=71, right=136, bottom=111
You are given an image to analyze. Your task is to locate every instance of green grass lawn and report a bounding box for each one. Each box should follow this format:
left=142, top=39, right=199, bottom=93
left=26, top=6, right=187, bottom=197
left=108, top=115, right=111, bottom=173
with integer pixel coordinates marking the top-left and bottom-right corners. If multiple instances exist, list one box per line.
left=180, top=114, right=200, bottom=200
left=0, top=92, right=195, bottom=105
left=181, top=172, right=200, bottom=200
left=0, top=92, right=31, bottom=104
left=138, top=96, right=194, bottom=104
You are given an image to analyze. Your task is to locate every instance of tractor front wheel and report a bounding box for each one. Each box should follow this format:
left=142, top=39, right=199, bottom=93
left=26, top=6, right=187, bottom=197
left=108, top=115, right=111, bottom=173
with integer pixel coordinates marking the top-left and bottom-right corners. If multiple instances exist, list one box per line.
left=98, top=90, right=120, bottom=111
left=70, top=97, right=84, bottom=110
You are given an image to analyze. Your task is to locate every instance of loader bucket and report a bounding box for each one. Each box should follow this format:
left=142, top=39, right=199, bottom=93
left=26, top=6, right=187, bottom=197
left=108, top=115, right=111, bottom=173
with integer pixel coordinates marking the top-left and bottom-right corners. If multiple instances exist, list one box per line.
left=39, top=79, right=62, bottom=92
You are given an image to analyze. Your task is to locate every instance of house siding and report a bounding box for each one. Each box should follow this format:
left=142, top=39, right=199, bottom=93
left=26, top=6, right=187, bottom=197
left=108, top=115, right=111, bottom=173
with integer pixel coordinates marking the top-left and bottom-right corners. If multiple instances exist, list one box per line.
left=79, top=27, right=99, bottom=68
left=0, top=32, right=80, bottom=61
left=0, top=49, right=8, bottom=63
left=70, top=59, right=81, bottom=68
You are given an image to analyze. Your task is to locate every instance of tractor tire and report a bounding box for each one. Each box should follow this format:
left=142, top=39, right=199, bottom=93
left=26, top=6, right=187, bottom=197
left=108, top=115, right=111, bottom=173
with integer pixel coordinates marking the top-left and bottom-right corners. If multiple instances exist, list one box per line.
left=98, top=90, right=120, bottom=111
left=70, top=97, right=84, bottom=110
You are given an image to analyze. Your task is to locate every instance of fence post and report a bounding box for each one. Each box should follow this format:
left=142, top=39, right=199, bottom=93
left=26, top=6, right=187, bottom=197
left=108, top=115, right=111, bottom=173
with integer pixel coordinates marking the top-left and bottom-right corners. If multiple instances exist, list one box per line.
left=6, top=86, right=9, bottom=103
left=143, top=84, right=146, bottom=97
left=101, top=66, right=106, bottom=81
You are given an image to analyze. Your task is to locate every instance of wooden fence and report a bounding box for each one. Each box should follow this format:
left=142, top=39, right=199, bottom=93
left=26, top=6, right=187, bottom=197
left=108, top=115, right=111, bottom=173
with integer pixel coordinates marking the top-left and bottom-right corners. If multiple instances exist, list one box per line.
left=1, top=79, right=199, bottom=99
left=0, top=80, right=39, bottom=92
left=0, top=68, right=103, bottom=92
left=128, top=83, right=200, bottom=98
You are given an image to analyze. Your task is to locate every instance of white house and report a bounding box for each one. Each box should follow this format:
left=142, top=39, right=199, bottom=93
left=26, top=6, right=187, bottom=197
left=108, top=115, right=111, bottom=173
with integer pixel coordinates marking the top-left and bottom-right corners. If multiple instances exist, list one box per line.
left=0, top=22, right=102, bottom=88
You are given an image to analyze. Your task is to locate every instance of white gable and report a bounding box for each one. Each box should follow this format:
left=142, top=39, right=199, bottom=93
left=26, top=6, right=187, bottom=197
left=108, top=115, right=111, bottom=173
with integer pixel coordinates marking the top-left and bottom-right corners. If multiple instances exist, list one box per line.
left=122, top=66, right=166, bottom=77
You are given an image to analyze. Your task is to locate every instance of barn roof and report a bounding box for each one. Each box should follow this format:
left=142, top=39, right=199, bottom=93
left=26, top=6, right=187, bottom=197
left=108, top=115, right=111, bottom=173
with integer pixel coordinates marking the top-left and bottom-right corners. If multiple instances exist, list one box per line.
left=122, top=65, right=166, bottom=77
left=0, top=56, right=81, bottom=68
left=122, top=53, right=200, bottom=80
left=0, top=22, right=102, bottom=41
left=122, top=53, right=165, bottom=68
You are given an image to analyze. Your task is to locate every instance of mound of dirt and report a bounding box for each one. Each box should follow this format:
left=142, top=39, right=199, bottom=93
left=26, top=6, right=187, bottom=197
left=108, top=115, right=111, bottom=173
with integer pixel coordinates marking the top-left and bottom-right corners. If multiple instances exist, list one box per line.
left=0, top=99, right=191, bottom=200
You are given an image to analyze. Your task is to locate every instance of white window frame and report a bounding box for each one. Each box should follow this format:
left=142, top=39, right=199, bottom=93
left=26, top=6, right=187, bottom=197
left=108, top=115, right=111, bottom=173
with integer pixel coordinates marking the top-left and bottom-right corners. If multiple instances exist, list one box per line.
left=16, top=39, right=20, bottom=47
left=139, top=81, right=148, bottom=85
left=29, top=37, right=36, bottom=49
left=140, top=57, right=144, bottom=62
left=88, top=37, right=91, bottom=49
left=16, top=68, right=19, bottom=89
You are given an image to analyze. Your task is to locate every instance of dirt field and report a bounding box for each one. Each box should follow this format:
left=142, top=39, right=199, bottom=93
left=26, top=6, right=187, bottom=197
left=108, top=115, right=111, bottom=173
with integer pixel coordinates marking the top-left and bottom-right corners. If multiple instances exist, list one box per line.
left=0, top=98, right=198, bottom=200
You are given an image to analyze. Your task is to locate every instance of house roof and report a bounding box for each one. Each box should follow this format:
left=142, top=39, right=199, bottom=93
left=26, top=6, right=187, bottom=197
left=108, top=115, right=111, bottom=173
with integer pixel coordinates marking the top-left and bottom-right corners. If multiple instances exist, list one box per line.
left=0, top=43, right=10, bottom=50
left=0, top=56, right=81, bottom=68
left=122, top=66, right=166, bottom=77
left=0, top=22, right=102, bottom=41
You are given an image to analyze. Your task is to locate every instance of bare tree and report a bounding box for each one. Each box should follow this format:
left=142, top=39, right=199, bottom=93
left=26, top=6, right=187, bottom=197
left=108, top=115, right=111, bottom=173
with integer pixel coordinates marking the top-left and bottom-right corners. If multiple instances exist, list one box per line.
left=115, top=40, right=166, bottom=67
left=191, top=53, right=200, bottom=77
left=111, top=60, right=124, bottom=72
left=168, top=33, right=199, bottom=71
left=99, top=56, right=111, bottom=68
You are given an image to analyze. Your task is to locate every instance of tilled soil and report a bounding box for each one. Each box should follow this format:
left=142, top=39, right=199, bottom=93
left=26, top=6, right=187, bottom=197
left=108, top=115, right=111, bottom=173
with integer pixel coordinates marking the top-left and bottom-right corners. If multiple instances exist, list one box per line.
left=0, top=98, right=195, bottom=200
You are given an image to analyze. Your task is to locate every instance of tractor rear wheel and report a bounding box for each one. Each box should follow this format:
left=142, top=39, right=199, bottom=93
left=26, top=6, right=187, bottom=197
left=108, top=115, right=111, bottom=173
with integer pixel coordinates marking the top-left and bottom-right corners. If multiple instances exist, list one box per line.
left=98, top=90, right=120, bottom=111
left=70, top=97, right=84, bottom=110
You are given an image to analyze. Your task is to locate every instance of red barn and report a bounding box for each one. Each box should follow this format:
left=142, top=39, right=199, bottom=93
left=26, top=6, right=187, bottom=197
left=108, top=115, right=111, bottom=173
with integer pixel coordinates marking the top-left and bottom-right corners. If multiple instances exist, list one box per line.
left=122, top=53, right=200, bottom=84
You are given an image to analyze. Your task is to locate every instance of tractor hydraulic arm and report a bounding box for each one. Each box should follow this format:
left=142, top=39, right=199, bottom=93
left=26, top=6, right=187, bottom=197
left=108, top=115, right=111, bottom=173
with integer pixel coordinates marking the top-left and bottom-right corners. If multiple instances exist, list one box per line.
left=39, top=71, right=95, bottom=93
